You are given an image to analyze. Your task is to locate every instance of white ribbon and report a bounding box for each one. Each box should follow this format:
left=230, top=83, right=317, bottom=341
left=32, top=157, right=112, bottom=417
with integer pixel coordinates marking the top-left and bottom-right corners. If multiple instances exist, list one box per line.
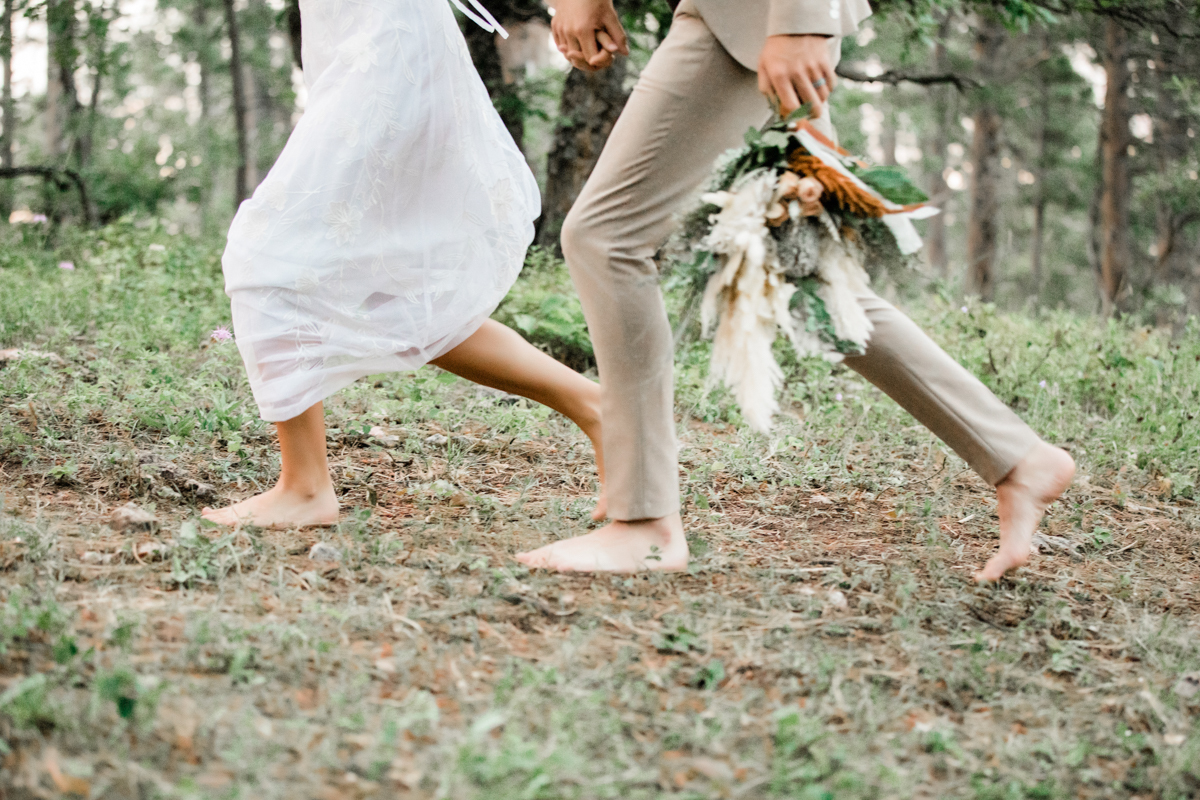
left=449, top=0, right=509, bottom=38
left=794, top=127, right=940, bottom=256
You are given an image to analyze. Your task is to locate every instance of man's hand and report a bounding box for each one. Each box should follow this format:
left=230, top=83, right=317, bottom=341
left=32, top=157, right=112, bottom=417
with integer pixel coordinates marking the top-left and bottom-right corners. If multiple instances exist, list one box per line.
left=757, top=34, right=837, bottom=118
left=551, top=0, right=629, bottom=72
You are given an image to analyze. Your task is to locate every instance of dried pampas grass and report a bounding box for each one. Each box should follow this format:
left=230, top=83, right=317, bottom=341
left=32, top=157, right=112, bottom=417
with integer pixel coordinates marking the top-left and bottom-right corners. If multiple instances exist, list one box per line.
left=699, top=172, right=796, bottom=432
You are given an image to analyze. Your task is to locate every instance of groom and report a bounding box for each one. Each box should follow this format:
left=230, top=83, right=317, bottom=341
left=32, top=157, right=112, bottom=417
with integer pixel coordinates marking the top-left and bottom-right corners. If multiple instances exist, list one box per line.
left=516, top=0, right=1075, bottom=581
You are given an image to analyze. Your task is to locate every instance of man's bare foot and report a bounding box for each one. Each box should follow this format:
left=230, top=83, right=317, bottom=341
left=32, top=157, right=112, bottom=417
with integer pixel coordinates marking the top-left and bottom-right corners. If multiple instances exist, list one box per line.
left=201, top=483, right=339, bottom=529
left=516, top=512, right=688, bottom=573
left=975, top=442, right=1075, bottom=582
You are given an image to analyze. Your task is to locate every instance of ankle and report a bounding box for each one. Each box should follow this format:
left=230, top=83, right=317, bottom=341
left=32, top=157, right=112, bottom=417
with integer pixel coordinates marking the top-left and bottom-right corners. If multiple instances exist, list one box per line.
left=278, top=475, right=334, bottom=500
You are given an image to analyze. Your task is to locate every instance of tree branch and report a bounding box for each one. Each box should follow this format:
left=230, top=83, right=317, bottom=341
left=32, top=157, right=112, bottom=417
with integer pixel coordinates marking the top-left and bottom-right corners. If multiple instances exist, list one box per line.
left=0, top=165, right=93, bottom=226
left=836, top=65, right=980, bottom=92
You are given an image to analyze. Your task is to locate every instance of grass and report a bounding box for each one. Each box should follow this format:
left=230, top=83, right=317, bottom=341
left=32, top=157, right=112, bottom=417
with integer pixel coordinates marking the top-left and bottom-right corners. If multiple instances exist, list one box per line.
left=0, top=219, right=1198, bottom=799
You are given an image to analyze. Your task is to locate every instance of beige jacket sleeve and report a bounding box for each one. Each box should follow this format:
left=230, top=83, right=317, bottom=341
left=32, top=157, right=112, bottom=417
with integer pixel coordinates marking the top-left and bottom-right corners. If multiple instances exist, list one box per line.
left=767, top=0, right=872, bottom=38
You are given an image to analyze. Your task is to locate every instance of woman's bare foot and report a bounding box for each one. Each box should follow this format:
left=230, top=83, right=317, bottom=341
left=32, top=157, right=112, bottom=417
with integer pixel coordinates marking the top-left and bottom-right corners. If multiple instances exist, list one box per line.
left=202, top=484, right=339, bottom=529
left=516, top=512, right=688, bottom=573
left=975, top=442, right=1076, bottom=582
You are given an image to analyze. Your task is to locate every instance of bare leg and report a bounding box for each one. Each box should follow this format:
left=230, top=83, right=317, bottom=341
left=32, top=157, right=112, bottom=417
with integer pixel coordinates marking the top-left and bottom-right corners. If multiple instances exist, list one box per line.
left=516, top=512, right=688, bottom=573
left=431, top=320, right=606, bottom=518
left=201, top=403, right=339, bottom=528
left=976, top=442, right=1076, bottom=582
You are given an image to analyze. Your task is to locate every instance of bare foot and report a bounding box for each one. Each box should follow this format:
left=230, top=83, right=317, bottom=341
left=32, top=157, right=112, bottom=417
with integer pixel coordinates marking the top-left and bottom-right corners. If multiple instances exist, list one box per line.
left=516, top=512, right=688, bottom=573
left=201, top=483, right=339, bottom=529
left=975, top=442, right=1075, bottom=582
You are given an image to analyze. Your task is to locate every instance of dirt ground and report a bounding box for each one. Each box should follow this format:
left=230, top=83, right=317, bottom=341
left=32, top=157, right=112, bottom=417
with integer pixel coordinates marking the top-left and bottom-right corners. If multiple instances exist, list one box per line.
left=2, top=377, right=1199, bottom=799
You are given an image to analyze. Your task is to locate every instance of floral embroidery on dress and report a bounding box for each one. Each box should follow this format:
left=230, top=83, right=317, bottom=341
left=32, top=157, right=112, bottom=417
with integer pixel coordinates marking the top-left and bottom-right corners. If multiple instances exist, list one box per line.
left=260, top=181, right=289, bottom=211
left=337, top=32, right=380, bottom=72
left=322, top=201, right=364, bottom=245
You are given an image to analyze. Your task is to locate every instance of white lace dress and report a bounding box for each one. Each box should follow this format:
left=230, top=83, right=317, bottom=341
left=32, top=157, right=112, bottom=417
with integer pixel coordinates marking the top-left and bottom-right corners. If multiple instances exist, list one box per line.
left=222, top=0, right=539, bottom=422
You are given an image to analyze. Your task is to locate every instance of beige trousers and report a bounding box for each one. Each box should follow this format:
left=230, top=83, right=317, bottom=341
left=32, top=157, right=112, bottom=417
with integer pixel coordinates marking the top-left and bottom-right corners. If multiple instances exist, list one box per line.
left=562, top=2, right=1042, bottom=521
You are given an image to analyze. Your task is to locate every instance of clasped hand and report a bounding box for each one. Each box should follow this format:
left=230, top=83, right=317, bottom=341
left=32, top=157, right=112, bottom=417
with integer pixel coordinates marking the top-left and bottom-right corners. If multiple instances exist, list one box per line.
left=551, top=1, right=836, bottom=118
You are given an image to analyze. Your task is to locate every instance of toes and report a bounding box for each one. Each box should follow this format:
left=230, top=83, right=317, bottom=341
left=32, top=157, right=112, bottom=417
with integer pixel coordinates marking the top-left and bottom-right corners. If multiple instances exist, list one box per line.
left=975, top=552, right=1025, bottom=583
left=514, top=550, right=547, bottom=569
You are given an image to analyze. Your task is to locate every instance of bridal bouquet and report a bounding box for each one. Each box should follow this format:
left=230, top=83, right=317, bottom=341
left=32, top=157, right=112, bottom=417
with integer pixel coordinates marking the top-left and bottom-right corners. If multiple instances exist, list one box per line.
left=676, top=110, right=938, bottom=432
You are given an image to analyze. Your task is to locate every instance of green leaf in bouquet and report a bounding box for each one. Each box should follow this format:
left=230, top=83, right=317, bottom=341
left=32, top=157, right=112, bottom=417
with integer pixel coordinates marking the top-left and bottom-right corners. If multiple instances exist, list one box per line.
left=784, top=104, right=813, bottom=123
left=851, top=164, right=929, bottom=206
left=759, top=130, right=790, bottom=151
left=793, top=278, right=865, bottom=356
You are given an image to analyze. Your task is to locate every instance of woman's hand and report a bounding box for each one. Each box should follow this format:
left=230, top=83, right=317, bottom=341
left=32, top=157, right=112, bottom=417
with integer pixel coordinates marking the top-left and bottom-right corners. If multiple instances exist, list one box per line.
left=757, top=34, right=837, bottom=118
left=552, top=0, right=629, bottom=72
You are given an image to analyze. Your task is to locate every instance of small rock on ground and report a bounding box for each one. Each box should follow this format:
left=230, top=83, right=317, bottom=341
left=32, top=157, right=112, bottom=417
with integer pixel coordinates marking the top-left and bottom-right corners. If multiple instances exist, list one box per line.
left=308, top=542, right=342, bottom=562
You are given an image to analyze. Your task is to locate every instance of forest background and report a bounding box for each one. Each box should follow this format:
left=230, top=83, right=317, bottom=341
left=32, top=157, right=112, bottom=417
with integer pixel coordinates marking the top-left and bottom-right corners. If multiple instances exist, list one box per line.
left=0, top=0, right=1199, bottom=321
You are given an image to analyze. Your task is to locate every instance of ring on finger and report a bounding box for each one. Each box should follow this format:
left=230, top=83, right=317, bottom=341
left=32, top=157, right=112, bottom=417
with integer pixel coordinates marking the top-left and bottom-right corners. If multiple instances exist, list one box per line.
left=812, top=77, right=827, bottom=89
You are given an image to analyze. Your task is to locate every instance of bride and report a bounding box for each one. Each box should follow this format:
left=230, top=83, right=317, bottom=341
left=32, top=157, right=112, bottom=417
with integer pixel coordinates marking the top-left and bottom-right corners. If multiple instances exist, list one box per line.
left=204, top=0, right=606, bottom=527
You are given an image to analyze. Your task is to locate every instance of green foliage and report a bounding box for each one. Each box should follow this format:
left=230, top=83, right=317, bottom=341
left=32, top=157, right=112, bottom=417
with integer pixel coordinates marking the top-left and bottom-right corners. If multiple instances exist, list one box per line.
left=851, top=164, right=930, bottom=205
left=493, top=250, right=594, bottom=372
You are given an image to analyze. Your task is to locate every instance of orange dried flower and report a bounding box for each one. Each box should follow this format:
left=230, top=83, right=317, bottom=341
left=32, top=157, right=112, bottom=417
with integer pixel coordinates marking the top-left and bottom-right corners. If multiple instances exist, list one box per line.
left=787, top=153, right=889, bottom=219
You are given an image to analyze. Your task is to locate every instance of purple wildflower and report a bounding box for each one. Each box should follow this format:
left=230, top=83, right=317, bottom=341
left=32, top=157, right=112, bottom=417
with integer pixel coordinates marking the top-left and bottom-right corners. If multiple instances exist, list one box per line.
left=210, top=326, right=234, bottom=343
left=835, top=392, right=844, bottom=401
left=58, top=261, right=75, bottom=271
left=960, top=306, right=969, bottom=313
left=1038, top=380, right=1047, bottom=388
left=31, top=213, right=48, bottom=223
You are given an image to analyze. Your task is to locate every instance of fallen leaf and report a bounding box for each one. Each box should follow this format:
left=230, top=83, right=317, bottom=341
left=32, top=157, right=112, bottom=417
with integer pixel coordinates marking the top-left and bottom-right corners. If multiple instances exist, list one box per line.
left=134, top=541, right=169, bottom=560
left=184, top=479, right=217, bottom=499
left=44, top=748, right=90, bottom=797
left=691, top=757, right=733, bottom=782
left=809, top=494, right=834, bottom=506
left=903, top=709, right=934, bottom=733
left=1031, top=532, right=1080, bottom=557
left=0, top=348, right=65, bottom=365
left=295, top=688, right=318, bottom=709
left=1174, top=673, right=1200, bottom=700
left=1164, top=733, right=1186, bottom=746
left=109, top=502, right=157, bottom=533
left=369, top=426, right=402, bottom=448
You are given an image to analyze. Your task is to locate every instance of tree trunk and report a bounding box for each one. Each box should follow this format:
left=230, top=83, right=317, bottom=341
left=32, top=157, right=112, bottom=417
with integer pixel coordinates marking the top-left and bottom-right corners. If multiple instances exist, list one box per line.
left=535, top=61, right=629, bottom=250
left=880, top=96, right=897, bottom=167
left=76, top=4, right=111, bottom=171
left=464, top=23, right=524, bottom=150
left=223, top=0, right=251, bottom=208
left=46, top=0, right=81, bottom=161
left=924, top=18, right=952, bottom=279
left=966, top=17, right=1004, bottom=302
left=192, top=0, right=215, bottom=225
left=243, top=62, right=259, bottom=190
left=1097, top=18, right=1131, bottom=316
left=285, top=0, right=302, bottom=69
left=1, top=0, right=14, bottom=219
left=196, top=0, right=212, bottom=122
left=1030, top=44, right=1050, bottom=297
